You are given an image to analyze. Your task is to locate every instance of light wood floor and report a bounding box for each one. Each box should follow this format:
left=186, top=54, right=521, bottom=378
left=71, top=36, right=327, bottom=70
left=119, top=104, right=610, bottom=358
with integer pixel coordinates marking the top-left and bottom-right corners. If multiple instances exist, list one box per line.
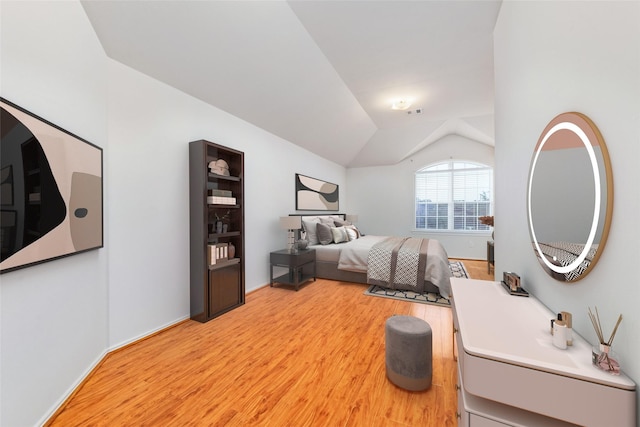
left=48, top=259, right=492, bottom=426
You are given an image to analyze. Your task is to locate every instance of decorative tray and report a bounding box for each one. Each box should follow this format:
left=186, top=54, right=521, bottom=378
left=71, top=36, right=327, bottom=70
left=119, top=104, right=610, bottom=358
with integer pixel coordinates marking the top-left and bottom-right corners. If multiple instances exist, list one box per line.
left=501, top=280, right=530, bottom=297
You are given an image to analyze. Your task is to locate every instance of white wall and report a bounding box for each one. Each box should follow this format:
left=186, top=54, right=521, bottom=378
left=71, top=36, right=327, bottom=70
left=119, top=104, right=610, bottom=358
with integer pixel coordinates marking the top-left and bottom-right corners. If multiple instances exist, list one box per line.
left=0, top=2, right=109, bottom=426
left=347, top=134, right=494, bottom=259
left=107, top=60, right=346, bottom=348
left=494, top=0, right=640, bottom=411
left=1, top=1, right=347, bottom=425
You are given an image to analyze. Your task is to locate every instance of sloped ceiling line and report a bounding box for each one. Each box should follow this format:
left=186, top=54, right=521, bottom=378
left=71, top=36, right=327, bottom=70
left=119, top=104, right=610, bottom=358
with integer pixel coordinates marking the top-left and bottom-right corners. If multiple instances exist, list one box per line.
left=81, top=0, right=500, bottom=167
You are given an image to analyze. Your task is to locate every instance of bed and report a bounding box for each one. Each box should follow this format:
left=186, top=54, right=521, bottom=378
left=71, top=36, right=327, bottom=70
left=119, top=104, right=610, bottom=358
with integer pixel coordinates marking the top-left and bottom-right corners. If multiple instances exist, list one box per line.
left=297, top=214, right=452, bottom=298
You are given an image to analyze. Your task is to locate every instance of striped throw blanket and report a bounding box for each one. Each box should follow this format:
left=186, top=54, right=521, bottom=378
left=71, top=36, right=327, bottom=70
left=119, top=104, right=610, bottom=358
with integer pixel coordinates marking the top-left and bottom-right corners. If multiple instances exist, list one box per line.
left=367, top=237, right=429, bottom=293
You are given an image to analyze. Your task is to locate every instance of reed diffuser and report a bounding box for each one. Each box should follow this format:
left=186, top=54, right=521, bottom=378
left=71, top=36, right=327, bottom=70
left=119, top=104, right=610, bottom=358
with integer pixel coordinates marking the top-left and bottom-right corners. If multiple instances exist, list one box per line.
left=588, top=306, right=622, bottom=375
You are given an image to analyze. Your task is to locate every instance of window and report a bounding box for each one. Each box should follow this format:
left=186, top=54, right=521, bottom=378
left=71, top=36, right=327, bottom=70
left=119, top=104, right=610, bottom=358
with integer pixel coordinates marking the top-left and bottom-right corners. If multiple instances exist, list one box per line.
left=415, top=161, right=493, bottom=232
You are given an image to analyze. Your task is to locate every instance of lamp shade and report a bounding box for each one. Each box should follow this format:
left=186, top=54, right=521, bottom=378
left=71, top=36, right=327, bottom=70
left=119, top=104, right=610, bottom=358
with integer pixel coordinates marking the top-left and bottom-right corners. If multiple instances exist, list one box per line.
left=280, top=216, right=301, bottom=230
left=346, top=214, right=359, bottom=223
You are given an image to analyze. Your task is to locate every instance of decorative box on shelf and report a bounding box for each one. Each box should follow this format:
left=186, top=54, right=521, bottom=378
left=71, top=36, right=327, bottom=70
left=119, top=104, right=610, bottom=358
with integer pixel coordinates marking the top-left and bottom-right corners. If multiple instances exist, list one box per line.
left=207, top=196, right=236, bottom=205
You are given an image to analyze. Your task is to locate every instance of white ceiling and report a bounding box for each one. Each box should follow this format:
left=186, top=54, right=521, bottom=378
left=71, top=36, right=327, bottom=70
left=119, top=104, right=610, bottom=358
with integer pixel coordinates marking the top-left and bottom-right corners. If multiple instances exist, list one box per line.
left=81, top=0, right=501, bottom=167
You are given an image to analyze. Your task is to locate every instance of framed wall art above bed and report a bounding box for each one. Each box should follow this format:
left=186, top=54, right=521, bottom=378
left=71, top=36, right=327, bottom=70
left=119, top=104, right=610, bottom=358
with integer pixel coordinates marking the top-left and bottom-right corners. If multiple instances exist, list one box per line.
left=295, top=173, right=339, bottom=211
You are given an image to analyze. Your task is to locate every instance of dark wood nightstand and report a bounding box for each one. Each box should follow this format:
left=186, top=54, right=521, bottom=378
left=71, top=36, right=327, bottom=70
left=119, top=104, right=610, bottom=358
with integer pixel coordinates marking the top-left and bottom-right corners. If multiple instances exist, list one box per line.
left=487, top=240, right=494, bottom=274
left=270, top=249, right=316, bottom=291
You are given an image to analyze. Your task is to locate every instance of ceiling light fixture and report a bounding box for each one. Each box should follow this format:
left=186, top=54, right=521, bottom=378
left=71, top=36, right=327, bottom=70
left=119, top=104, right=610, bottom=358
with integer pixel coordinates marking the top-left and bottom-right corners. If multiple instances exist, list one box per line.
left=391, top=99, right=412, bottom=111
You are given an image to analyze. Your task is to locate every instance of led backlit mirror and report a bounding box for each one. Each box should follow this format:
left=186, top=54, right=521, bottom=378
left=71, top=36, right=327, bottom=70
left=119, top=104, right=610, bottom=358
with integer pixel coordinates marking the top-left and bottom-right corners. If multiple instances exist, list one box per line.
left=527, top=112, right=613, bottom=282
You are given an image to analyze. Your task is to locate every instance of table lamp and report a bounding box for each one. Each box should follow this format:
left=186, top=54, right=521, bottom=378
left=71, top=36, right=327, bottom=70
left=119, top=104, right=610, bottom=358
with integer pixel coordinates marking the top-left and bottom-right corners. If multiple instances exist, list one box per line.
left=279, top=216, right=302, bottom=253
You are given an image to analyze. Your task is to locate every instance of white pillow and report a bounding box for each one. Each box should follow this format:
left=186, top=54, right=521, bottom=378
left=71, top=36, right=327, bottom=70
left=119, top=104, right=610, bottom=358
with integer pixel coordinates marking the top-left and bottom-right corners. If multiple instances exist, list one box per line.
left=344, top=225, right=360, bottom=241
left=331, top=226, right=349, bottom=244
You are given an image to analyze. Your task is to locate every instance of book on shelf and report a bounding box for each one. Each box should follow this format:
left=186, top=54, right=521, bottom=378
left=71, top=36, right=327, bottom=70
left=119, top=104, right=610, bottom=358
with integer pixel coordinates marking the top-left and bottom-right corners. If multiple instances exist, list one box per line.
left=207, top=243, right=240, bottom=269
left=208, top=244, right=215, bottom=265
left=207, top=196, right=236, bottom=205
left=208, top=243, right=228, bottom=266
left=209, top=189, right=232, bottom=197
left=218, top=243, right=228, bottom=260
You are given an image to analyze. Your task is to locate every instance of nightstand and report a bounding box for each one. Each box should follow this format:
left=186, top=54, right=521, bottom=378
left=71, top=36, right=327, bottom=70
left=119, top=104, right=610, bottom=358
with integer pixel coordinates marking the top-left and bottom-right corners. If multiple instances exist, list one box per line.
left=487, top=240, right=494, bottom=274
left=270, top=249, right=316, bottom=291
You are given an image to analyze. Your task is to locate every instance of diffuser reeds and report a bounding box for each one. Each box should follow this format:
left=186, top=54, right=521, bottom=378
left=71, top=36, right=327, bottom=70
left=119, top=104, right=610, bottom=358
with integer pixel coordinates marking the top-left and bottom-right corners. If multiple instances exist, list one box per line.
left=588, top=306, right=622, bottom=374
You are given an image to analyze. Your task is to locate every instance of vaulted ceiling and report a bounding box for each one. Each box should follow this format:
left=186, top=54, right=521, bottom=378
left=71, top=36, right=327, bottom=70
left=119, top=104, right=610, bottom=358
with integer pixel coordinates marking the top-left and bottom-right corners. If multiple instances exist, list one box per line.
left=81, top=1, right=501, bottom=167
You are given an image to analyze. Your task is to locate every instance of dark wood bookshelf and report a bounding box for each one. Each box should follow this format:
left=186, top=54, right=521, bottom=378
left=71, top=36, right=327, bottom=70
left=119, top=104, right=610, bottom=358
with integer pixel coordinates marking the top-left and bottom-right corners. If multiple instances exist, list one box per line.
left=189, top=140, right=245, bottom=322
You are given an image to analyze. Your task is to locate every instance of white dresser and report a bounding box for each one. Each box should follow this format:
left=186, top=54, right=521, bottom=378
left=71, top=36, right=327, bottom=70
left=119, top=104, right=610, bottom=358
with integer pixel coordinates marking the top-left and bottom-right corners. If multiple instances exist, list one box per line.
left=451, top=278, right=637, bottom=427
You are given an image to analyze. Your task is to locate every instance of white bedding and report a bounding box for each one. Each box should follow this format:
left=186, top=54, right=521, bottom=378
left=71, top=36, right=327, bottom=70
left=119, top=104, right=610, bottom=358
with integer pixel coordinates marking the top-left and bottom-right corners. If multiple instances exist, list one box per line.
left=314, top=235, right=452, bottom=298
left=311, top=242, right=343, bottom=263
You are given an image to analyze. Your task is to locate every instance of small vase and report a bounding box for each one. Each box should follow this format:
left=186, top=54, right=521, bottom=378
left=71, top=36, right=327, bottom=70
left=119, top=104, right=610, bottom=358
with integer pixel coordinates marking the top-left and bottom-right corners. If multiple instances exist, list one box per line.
left=222, top=223, right=229, bottom=233
left=592, top=344, right=620, bottom=375
left=228, top=242, right=235, bottom=259
left=215, top=221, right=223, bottom=234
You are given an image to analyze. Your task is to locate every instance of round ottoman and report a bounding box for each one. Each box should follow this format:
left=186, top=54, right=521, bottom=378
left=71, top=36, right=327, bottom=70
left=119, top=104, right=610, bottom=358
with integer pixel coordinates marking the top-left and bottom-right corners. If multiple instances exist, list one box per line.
left=385, top=315, right=432, bottom=391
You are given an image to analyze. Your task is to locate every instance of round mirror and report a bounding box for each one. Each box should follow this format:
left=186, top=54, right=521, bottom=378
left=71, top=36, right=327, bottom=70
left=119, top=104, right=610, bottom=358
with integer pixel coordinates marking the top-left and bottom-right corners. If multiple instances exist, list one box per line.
left=527, top=112, right=613, bottom=282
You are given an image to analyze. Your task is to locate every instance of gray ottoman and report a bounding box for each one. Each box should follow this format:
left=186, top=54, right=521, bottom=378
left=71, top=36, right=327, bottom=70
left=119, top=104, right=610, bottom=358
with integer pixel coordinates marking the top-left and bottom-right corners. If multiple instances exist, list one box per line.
left=385, top=315, right=432, bottom=391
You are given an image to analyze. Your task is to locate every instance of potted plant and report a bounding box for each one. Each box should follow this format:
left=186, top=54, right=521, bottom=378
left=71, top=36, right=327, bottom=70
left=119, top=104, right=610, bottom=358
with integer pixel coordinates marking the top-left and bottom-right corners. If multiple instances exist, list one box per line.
left=479, top=215, right=494, bottom=239
left=214, top=210, right=231, bottom=233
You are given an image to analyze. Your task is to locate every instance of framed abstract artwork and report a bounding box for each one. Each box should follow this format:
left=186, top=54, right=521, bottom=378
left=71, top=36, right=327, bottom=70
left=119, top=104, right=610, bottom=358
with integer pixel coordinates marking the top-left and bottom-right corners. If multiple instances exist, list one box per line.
left=1, top=165, right=14, bottom=206
left=295, top=173, right=339, bottom=211
left=0, top=98, right=103, bottom=273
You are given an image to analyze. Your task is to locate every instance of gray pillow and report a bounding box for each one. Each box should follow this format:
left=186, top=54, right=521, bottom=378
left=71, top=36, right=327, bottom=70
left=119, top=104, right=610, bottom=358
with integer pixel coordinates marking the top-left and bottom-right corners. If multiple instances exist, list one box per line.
left=302, top=217, right=321, bottom=245
left=333, top=218, right=351, bottom=227
left=317, top=223, right=334, bottom=245
left=320, top=217, right=335, bottom=225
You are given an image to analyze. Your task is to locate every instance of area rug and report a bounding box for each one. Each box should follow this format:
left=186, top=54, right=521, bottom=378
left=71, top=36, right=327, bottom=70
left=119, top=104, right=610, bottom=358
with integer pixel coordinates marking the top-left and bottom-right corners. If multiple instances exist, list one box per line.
left=363, top=261, right=468, bottom=307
